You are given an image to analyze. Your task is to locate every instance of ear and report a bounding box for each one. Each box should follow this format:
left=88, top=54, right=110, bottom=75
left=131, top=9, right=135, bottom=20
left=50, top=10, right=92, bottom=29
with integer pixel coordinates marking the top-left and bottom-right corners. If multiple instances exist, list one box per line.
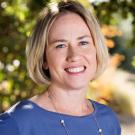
left=43, top=62, right=48, bottom=70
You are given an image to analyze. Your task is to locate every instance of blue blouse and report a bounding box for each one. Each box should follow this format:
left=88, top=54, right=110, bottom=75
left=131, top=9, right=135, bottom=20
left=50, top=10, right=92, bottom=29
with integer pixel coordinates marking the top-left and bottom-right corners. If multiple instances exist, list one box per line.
left=0, top=100, right=121, bottom=135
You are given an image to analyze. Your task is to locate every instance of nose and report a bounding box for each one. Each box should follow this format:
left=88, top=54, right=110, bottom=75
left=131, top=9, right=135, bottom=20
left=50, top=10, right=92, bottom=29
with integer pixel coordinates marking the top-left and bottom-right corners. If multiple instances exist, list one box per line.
left=66, top=45, right=81, bottom=62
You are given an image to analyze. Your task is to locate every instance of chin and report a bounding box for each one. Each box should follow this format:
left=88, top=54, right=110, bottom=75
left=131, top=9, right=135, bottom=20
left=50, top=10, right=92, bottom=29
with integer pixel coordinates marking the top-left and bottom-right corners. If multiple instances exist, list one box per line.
left=64, top=82, right=89, bottom=90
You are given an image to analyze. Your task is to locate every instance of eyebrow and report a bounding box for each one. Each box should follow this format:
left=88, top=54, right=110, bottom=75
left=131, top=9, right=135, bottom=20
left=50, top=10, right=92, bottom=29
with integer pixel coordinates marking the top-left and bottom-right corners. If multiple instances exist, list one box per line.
left=49, top=35, right=92, bottom=44
left=49, top=39, right=67, bottom=44
left=77, top=35, right=92, bottom=40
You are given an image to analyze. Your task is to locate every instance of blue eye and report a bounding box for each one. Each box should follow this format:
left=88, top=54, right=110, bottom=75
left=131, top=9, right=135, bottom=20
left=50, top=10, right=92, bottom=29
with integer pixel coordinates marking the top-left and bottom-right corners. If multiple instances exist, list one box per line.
left=80, top=41, right=89, bottom=46
left=80, top=41, right=89, bottom=45
left=56, top=44, right=65, bottom=48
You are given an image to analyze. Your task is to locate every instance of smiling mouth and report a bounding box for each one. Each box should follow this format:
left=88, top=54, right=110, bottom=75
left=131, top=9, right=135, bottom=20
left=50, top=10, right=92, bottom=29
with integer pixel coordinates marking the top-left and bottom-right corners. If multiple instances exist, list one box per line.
left=64, top=66, right=86, bottom=74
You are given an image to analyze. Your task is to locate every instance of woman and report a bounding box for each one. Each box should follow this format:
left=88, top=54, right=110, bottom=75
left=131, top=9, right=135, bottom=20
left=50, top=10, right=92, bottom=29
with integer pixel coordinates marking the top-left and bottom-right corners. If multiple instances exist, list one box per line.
left=0, top=0, right=121, bottom=135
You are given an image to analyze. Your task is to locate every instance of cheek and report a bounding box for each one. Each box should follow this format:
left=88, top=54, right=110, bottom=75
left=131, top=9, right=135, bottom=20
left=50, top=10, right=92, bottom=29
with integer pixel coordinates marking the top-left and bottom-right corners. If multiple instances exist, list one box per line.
left=92, top=52, right=97, bottom=66
left=86, top=48, right=97, bottom=66
left=46, top=52, right=64, bottom=69
left=90, top=55, right=97, bottom=66
left=86, top=47, right=96, bottom=58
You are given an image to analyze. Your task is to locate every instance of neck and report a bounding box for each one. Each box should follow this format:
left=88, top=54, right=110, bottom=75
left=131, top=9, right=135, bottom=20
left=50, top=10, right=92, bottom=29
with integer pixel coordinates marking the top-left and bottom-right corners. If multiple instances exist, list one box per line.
left=47, top=85, right=93, bottom=116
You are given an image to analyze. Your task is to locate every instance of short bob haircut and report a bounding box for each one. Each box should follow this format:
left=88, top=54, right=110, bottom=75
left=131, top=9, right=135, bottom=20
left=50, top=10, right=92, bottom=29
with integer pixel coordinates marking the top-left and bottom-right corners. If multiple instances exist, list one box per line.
left=26, top=0, right=109, bottom=85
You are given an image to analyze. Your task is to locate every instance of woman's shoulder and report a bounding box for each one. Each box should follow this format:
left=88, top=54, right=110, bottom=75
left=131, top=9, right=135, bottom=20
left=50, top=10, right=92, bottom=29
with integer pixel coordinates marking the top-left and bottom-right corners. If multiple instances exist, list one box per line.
left=91, top=100, right=120, bottom=122
left=92, top=100, right=121, bottom=130
left=0, top=100, right=37, bottom=124
left=0, top=99, right=42, bottom=135
left=92, top=100, right=117, bottom=115
left=0, top=100, right=40, bottom=134
left=0, top=112, right=20, bottom=135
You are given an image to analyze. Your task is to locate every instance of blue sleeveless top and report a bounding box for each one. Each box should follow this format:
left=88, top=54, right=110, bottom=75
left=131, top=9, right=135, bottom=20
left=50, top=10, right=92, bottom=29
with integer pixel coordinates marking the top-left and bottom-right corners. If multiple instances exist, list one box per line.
left=0, top=100, right=121, bottom=135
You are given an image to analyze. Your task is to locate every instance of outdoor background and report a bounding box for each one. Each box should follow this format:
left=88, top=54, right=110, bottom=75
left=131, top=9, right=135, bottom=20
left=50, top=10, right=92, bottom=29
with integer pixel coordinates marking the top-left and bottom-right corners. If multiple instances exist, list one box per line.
left=0, top=0, right=135, bottom=135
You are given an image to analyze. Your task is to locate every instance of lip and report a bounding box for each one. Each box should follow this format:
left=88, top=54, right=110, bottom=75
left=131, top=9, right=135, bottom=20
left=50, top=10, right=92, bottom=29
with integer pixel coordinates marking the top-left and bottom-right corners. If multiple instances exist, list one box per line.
left=64, top=66, right=86, bottom=75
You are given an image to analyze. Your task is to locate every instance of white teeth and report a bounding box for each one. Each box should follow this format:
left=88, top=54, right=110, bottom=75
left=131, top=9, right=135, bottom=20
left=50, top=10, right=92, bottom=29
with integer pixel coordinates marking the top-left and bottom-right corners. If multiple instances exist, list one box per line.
left=65, top=66, right=85, bottom=73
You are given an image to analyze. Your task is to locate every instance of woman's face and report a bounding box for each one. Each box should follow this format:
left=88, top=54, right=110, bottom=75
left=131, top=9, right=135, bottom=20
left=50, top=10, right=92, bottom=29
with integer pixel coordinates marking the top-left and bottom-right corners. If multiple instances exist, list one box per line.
left=44, top=12, right=97, bottom=90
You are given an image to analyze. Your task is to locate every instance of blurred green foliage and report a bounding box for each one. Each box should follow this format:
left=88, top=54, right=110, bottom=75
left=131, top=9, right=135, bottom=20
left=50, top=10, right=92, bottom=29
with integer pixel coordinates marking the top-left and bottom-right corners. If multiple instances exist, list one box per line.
left=0, top=0, right=135, bottom=112
left=93, top=0, right=135, bottom=72
left=0, top=0, right=50, bottom=112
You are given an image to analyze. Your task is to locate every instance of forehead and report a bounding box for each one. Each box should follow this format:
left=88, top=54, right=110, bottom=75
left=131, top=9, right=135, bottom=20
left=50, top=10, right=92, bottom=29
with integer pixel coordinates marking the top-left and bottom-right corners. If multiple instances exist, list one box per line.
left=48, top=12, right=91, bottom=40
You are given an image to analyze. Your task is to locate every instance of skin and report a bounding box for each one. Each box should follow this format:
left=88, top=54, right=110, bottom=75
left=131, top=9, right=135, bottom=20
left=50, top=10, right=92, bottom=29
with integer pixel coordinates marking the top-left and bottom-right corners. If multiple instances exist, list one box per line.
left=31, top=12, right=97, bottom=116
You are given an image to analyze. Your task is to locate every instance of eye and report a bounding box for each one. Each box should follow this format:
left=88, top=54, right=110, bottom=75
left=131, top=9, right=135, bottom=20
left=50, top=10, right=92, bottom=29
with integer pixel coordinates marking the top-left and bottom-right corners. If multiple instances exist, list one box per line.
left=55, top=44, right=66, bottom=49
left=79, top=41, right=89, bottom=46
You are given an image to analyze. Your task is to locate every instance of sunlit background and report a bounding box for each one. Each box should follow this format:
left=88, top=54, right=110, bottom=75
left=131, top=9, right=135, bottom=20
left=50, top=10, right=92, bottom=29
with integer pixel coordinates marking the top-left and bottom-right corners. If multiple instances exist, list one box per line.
left=0, top=0, right=135, bottom=135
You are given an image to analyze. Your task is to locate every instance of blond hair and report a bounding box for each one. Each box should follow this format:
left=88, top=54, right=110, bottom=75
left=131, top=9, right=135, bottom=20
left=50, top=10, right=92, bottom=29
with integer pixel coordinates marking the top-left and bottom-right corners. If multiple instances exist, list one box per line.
left=26, top=0, right=109, bottom=85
